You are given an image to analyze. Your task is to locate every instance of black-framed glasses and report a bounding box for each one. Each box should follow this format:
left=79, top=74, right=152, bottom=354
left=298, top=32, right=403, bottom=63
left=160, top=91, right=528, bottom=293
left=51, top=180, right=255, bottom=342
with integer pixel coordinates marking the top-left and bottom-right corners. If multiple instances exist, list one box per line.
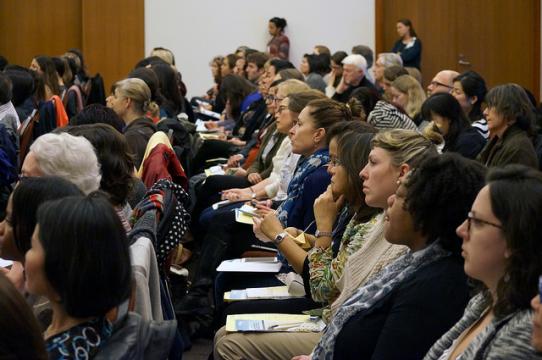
left=430, top=81, right=453, bottom=90
left=467, top=211, right=503, bottom=232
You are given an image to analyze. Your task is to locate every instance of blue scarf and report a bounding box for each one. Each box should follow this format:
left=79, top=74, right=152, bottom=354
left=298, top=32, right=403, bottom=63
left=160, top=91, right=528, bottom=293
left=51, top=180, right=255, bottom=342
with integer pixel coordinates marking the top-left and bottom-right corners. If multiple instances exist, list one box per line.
left=276, top=148, right=329, bottom=226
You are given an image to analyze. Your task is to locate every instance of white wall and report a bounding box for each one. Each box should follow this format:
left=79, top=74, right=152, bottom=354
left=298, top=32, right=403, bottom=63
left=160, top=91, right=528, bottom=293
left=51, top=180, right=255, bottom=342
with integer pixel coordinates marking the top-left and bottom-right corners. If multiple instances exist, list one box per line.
left=145, top=0, right=375, bottom=98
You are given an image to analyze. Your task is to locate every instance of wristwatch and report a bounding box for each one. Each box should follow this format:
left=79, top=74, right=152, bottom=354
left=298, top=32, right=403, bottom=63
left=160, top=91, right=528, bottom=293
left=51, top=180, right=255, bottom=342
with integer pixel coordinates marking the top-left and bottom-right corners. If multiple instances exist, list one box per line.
left=315, top=230, right=333, bottom=238
left=273, top=232, right=288, bottom=245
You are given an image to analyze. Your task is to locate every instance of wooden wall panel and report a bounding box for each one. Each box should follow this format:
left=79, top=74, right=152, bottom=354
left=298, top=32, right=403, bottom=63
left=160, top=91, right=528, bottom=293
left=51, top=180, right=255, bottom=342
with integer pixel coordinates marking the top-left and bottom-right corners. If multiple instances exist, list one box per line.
left=376, top=0, right=540, bottom=99
left=0, top=0, right=82, bottom=67
left=82, top=0, right=145, bottom=91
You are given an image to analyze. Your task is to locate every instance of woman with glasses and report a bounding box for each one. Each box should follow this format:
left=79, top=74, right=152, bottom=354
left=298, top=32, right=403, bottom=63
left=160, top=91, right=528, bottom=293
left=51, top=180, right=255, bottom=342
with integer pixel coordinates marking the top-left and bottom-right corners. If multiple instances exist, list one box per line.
left=426, top=165, right=542, bottom=359
left=477, top=84, right=538, bottom=169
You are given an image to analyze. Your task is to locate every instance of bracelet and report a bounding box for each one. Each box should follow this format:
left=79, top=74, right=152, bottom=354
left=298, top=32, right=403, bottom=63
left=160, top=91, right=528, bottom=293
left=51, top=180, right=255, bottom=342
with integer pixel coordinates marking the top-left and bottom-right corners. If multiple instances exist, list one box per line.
left=250, top=187, right=256, bottom=199
left=315, top=230, right=333, bottom=238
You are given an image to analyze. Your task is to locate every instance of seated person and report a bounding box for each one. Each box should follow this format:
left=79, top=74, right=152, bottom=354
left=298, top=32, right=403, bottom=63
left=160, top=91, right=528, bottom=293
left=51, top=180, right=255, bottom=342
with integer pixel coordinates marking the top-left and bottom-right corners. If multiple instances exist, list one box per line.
left=21, top=132, right=101, bottom=194
left=26, top=194, right=176, bottom=359
left=214, top=129, right=436, bottom=360
left=332, top=54, right=375, bottom=103
left=421, top=93, right=486, bottom=159
left=307, top=153, right=486, bottom=360
left=0, top=272, right=47, bottom=359
left=106, top=78, right=157, bottom=169
left=426, top=165, right=542, bottom=359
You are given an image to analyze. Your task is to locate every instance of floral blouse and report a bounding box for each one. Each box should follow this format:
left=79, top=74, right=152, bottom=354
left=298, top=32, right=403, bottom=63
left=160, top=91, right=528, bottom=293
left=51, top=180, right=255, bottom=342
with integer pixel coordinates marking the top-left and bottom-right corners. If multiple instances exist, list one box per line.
left=307, top=214, right=378, bottom=305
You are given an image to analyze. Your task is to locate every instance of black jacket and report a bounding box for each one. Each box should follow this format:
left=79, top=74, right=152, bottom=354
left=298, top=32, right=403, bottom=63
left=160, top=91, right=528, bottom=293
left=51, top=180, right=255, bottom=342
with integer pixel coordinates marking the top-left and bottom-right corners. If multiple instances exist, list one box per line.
left=334, top=255, right=469, bottom=360
left=124, top=117, right=157, bottom=169
left=332, top=77, right=376, bottom=103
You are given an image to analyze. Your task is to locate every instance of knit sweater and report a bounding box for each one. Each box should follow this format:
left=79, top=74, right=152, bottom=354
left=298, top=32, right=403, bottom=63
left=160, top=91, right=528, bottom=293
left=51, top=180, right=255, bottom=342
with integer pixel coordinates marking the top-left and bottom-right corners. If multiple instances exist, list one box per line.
left=425, top=292, right=542, bottom=360
left=330, top=213, right=408, bottom=315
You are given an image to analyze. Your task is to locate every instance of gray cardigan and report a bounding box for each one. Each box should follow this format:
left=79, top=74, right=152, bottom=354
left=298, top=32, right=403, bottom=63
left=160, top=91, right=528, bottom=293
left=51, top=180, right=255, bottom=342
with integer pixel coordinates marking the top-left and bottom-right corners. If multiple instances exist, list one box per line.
left=424, top=292, right=542, bottom=360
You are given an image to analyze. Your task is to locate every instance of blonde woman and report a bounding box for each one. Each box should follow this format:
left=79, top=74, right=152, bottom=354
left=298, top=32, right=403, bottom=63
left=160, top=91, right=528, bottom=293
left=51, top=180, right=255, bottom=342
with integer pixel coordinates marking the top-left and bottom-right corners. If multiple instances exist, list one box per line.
left=106, top=78, right=158, bottom=168
left=390, top=74, right=426, bottom=126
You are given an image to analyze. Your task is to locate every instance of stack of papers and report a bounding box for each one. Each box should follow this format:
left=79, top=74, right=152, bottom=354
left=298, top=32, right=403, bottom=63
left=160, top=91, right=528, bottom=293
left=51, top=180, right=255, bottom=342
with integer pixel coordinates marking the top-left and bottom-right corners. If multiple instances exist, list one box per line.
left=216, top=257, right=281, bottom=272
left=224, top=285, right=304, bottom=302
left=225, top=313, right=326, bottom=332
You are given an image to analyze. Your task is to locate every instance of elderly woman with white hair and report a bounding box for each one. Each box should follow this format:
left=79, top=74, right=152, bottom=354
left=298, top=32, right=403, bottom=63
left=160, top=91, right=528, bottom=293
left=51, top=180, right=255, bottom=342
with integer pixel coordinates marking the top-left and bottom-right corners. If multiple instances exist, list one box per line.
left=20, top=132, right=101, bottom=194
left=106, top=78, right=158, bottom=168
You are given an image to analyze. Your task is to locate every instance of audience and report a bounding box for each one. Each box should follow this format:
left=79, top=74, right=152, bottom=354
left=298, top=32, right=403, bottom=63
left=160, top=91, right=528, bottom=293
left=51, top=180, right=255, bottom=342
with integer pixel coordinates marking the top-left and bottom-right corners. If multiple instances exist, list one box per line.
left=477, top=84, right=538, bottom=168
left=426, top=165, right=542, bottom=359
left=427, top=69, right=459, bottom=96
left=325, top=51, right=348, bottom=98
left=300, top=53, right=329, bottom=93
left=332, top=54, right=375, bottom=103
left=0, top=272, right=46, bottom=359
left=373, top=52, right=403, bottom=90
left=21, top=132, right=101, bottom=194
left=310, top=153, right=485, bottom=360
left=3, top=26, right=542, bottom=359
left=106, top=78, right=157, bottom=169
left=452, top=70, right=489, bottom=139
left=421, top=92, right=486, bottom=158
left=389, top=74, right=426, bottom=125
left=27, top=194, right=174, bottom=359
left=246, top=52, right=270, bottom=84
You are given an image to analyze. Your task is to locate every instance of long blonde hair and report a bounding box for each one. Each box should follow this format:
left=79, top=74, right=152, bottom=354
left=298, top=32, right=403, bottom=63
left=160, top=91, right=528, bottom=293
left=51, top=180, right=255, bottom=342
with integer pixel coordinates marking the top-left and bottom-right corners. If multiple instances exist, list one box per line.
left=392, top=74, right=426, bottom=118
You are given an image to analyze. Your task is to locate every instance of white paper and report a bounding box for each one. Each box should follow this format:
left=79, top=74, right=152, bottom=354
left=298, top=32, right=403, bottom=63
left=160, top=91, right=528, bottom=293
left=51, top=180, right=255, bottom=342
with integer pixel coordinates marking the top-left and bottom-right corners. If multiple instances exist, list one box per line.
left=217, top=258, right=282, bottom=272
left=0, top=258, right=13, bottom=268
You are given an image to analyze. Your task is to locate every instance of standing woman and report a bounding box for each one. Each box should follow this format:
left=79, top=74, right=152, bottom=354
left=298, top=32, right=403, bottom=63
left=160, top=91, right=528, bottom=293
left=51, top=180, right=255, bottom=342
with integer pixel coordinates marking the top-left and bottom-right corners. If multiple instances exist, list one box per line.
left=391, top=19, right=422, bottom=69
left=267, top=17, right=290, bottom=60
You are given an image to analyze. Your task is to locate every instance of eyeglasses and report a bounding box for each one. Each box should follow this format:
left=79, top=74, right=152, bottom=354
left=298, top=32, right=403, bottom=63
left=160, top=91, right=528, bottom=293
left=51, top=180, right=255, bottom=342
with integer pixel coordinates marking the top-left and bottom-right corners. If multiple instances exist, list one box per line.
left=466, top=211, right=503, bottom=233
left=264, top=95, right=285, bottom=103
left=430, top=81, right=453, bottom=90
left=327, top=157, right=342, bottom=167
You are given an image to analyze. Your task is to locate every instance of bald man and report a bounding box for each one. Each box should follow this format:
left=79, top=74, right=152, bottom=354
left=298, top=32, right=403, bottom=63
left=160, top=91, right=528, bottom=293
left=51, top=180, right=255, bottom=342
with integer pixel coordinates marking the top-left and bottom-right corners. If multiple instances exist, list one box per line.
left=427, top=70, right=459, bottom=95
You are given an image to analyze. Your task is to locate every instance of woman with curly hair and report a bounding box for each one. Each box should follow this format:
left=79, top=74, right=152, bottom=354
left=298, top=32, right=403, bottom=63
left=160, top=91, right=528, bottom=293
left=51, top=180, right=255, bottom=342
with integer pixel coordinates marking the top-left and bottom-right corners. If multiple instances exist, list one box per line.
left=426, top=165, right=542, bottom=359
left=308, top=153, right=486, bottom=360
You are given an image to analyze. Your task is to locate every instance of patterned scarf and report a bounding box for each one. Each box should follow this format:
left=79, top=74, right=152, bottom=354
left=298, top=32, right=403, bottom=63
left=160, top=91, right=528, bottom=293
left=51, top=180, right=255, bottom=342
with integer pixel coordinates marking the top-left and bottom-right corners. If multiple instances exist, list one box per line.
left=312, top=241, right=450, bottom=359
left=276, top=148, right=329, bottom=226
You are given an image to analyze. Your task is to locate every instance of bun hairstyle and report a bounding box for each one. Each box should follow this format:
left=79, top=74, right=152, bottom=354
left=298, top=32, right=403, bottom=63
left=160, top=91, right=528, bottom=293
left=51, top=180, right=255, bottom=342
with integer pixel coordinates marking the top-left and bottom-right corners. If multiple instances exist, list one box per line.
left=306, top=98, right=352, bottom=130
left=347, top=87, right=381, bottom=121
left=269, top=17, right=287, bottom=31
left=112, top=78, right=158, bottom=116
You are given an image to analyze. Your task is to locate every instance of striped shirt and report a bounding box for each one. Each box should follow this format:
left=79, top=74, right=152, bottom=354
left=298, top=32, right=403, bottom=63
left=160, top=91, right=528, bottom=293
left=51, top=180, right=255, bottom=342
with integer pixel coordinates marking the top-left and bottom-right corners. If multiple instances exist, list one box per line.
left=367, top=100, right=418, bottom=130
left=472, top=118, right=489, bottom=139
